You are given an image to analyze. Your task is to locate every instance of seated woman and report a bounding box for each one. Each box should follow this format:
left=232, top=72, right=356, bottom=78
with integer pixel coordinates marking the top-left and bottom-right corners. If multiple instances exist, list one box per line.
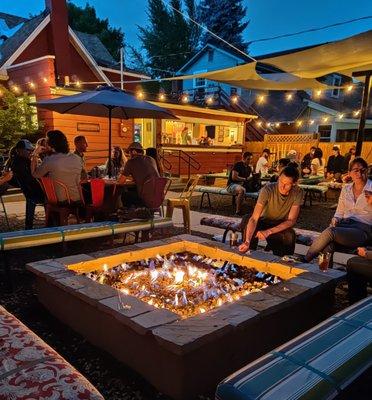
left=105, top=146, right=127, bottom=177
left=310, top=147, right=325, bottom=177
left=304, top=157, right=372, bottom=263
left=346, top=188, right=372, bottom=303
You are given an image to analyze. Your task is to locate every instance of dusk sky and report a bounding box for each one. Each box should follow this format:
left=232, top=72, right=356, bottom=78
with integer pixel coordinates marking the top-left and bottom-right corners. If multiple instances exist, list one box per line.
left=1, top=0, right=371, bottom=56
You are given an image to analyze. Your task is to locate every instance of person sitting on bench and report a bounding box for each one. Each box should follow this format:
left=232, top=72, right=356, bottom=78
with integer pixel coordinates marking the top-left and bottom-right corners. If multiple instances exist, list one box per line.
left=304, top=157, right=372, bottom=263
left=226, top=151, right=253, bottom=216
left=239, top=165, right=303, bottom=256
left=346, top=188, right=372, bottom=303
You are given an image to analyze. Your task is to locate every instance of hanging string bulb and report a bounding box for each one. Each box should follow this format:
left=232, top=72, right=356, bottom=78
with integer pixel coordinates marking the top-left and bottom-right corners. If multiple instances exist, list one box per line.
left=257, top=95, right=265, bottom=104
left=309, top=120, right=315, bottom=125
left=275, top=122, right=280, bottom=128
left=322, top=116, right=329, bottom=122
left=346, top=84, right=353, bottom=92
left=296, top=120, right=303, bottom=127
left=353, top=110, right=361, bottom=117
left=315, top=89, right=322, bottom=97
left=158, top=93, right=166, bottom=101
left=181, top=94, right=189, bottom=103
left=256, top=121, right=262, bottom=127
left=285, top=93, right=293, bottom=101
left=338, top=113, right=344, bottom=119
left=206, top=96, right=213, bottom=104
left=230, top=94, right=238, bottom=103
left=137, top=91, right=144, bottom=99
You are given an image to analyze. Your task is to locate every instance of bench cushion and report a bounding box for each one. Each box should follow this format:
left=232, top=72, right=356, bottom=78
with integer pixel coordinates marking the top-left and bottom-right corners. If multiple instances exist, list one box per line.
left=299, top=184, right=328, bottom=193
left=195, top=186, right=259, bottom=199
left=216, top=297, right=372, bottom=400
left=0, top=218, right=173, bottom=251
left=0, top=305, right=104, bottom=399
left=200, top=216, right=241, bottom=232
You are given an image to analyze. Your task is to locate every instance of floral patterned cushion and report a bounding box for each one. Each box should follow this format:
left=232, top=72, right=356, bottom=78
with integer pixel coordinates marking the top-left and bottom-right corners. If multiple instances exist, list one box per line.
left=200, top=216, right=242, bottom=232
left=0, top=306, right=104, bottom=400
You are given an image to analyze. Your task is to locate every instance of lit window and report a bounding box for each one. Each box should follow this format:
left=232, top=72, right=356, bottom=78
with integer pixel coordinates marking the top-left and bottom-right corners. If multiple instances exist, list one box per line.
left=318, top=124, right=332, bottom=142
left=331, top=75, right=342, bottom=98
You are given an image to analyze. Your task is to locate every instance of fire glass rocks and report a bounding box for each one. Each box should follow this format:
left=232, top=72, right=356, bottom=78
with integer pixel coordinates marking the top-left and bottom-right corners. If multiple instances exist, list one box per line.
left=26, top=235, right=346, bottom=400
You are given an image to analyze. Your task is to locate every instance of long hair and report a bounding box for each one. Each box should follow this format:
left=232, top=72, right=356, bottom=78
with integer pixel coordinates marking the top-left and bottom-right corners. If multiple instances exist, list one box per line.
left=47, top=130, right=69, bottom=154
left=313, top=148, right=323, bottom=166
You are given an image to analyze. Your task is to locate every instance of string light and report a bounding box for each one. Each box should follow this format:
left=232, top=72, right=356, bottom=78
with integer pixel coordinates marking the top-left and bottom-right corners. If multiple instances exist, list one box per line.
left=256, top=121, right=263, bottom=127
left=137, top=91, right=144, bottom=99
left=338, top=113, right=344, bottom=119
left=309, top=119, right=315, bottom=125
left=75, top=80, right=81, bottom=87
left=322, top=116, right=329, bottom=122
left=346, top=84, right=353, bottom=92
left=29, top=82, right=36, bottom=89
left=43, top=77, right=48, bottom=83
left=315, top=90, right=322, bottom=97
left=257, top=95, right=265, bottom=104
left=286, top=93, right=293, bottom=101
left=158, top=93, right=166, bottom=101
left=296, top=120, right=303, bottom=127
left=181, top=94, right=189, bottom=103
left=206, top=96, right=213, bottom=104
left=266, top=122, right=271, bottom=128
left=353, top=110, right=361, bottom=117
left=275, top=122, right=280, bottom=127
left=12, top=85, right=20, bottom=93
left=231, top=95, right=239, bottom=103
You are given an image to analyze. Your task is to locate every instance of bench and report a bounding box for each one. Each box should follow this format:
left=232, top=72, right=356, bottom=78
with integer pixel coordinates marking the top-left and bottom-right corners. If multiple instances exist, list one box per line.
left=216, top=297, right=372, bottom=400
left=194, top=185, right=259, bottom=209
left=1, top=217, right=173, bottom=289
left=299, top=184, right=328, bottom=206
left=0, top=305, right=104, bottom=399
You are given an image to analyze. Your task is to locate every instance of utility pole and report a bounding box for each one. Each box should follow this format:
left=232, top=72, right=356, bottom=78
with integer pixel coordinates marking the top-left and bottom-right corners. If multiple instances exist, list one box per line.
left=120, top=47, right=124, bottom=91
left=352, top=70, right=372, bottom=156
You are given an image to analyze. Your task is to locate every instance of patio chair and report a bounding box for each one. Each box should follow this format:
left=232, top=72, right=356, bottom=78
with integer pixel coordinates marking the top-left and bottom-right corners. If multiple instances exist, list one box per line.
left=85, top=178, right=106, bottom=222
left=39, top=177, right=83, bottom=227
left=166, top=175, right=200, bottom=233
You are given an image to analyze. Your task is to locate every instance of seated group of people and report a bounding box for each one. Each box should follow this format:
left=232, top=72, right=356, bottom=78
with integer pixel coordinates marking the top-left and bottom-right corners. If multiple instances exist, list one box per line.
left=233, top=155, right=371, bottom=304
left=0, top=130, right=163, bottom=229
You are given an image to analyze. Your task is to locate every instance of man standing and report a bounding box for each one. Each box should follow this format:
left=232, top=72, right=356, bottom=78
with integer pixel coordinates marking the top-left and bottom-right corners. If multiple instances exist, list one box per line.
left=118, top=142, right=159, bottom=207
left=227, top=152, right=253, bottom=216
left=74, top=136, right=88, bottom=179
left=255, top=148, right=270, bottom=176
left=239, top=165, right=303, bottom=256
left=326, top=145, right=346, bottom=180
left=301, top=146, right=316, bottom=176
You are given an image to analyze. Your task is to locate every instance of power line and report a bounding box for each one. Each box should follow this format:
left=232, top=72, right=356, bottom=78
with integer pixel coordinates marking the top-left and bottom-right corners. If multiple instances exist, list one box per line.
left=162, top=0, right=257, bottom=62
left=248, top=16, right=372, bottom=44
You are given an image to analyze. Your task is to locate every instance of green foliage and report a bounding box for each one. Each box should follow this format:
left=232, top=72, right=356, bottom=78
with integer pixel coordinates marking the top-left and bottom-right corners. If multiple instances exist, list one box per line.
left=0, top=86, right=41, bottom=150
left=137, top=0, right=200, bottom=80
left=67, top=1, right=124, bottom=60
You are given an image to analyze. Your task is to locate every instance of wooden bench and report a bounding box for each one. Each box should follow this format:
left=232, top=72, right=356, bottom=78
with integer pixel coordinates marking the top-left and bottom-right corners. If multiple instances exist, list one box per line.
left=194, top=185, right=259, bottom=209
left=0, top=304, right=104, bottom=400
left=216, top=297, right=372, bottom=400
left=1, top=217, right=173, bottom=289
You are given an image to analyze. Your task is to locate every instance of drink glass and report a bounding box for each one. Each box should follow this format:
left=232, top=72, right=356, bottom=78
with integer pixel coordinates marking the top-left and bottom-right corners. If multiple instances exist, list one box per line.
left=229, top=232, right=238, bottom=248
left=318, top=252, right=331, bottom=271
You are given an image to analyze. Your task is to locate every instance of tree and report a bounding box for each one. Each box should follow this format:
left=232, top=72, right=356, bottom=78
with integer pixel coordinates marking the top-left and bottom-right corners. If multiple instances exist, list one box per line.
left=198, top=0, right=249, bottom=52
left=137, top=0, right=200, bottom=80
left=67, top=1, right=124, bottom=60
left=0, top=86, right=41, bottom=150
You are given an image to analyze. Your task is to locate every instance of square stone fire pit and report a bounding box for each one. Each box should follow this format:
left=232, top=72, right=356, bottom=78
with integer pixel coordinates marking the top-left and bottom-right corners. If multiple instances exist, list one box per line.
left=27, top=235, right=345, bottom=400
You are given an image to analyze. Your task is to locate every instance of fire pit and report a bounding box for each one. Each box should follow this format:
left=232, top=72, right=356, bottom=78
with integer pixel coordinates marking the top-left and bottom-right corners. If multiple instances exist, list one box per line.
left=27, top=235, right=345, bottom=400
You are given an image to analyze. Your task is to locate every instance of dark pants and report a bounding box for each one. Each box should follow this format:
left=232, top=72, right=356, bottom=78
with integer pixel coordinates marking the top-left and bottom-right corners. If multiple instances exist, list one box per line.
left=242, top=217, right=296, bottom=256
left=306, top=219, right=372, bottom=262
left=346, top=256, right=372, bottom=303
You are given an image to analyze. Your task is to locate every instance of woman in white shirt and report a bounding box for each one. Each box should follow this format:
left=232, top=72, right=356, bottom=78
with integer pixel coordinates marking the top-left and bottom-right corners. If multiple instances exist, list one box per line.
left=304, top=157, right=372, bottom=263
left=310, top=147, right=325, bottom=177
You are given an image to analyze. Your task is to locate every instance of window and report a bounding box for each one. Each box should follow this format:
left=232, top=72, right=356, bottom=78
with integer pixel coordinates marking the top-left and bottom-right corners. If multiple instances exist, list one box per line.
left=331, top=75, right=342, bottom=98
left=193, top=70, right=207, bottom=88
left=207, top=49, right=214, bottom=62
left=318, top=125, right=332, bottom=142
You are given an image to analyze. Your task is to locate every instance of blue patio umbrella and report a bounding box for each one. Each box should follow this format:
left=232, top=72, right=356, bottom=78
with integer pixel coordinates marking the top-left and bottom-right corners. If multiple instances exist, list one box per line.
left=34, top=85, right=177, bottom=176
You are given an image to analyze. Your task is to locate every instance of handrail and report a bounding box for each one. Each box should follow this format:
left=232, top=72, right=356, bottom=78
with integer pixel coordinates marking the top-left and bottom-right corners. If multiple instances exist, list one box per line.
left=159, top=148, right=201, bottom=179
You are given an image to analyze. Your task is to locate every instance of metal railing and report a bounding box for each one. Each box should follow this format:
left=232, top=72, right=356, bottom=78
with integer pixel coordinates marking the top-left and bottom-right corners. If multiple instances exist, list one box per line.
left=159, top=148, right=201, bottom=179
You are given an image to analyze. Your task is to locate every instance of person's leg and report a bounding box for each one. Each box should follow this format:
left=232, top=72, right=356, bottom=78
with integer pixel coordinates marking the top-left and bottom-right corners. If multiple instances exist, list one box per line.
left=346, top=256, right=372, bottom=304
left=305, top=226, right=368, bottom=262
left=228, top=184, right=245, bottom=214
left=266, top=228, right=296, bottom=256
left=25, top=198, right=36, bottom=230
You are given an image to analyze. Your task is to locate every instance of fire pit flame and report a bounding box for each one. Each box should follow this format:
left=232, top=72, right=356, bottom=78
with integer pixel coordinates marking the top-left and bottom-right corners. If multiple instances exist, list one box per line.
left=85, top=252, right=281, bottom=318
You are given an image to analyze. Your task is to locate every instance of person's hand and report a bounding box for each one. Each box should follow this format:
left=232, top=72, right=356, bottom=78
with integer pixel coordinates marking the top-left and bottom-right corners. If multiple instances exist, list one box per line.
left=33, top=145, right=46, bottom=157
left=238, top=241, right=250, bottom=253
left=330, top=217, right=339, bottom=227
left=2, top=170, right=13, bottom=182
left=357, top=247, right=367, bottom=258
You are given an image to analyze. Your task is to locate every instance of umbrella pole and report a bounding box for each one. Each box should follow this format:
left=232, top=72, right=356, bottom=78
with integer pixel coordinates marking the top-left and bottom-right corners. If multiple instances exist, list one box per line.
left=108, top=107, right=113, bottom=178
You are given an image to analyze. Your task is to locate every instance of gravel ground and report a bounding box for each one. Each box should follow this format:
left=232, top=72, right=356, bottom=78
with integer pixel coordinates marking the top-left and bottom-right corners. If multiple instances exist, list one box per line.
left=0, top=209, right=370, bottom=399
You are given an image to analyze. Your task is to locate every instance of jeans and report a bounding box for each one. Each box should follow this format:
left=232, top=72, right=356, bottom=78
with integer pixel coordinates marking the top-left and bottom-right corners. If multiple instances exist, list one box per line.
left=346, top=256, right=372, bottom=303
left=306, top=219, right=372, bottom=262
left=25, top=198, right=41, bottom=230
left=241, top=216, right=296, bottom=257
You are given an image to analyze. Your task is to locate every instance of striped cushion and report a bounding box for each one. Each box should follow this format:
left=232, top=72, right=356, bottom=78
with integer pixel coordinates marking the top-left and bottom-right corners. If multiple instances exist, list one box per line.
left=195, top=186, right=259, bottom=199
left=216, top=298, right=372, bottom=400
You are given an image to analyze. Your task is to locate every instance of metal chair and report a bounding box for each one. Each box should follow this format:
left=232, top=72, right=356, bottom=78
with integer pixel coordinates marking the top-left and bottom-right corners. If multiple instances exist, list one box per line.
left=166, top=175, right=200, bottom=233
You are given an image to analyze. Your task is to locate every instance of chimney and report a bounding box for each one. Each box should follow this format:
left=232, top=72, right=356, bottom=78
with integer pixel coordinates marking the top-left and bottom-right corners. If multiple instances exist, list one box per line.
left=45, top=0, right=71, bottom=84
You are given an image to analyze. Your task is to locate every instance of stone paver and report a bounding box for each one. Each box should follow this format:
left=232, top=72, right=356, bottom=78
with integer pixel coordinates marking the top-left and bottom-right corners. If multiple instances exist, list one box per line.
left=237, top=291, right=285, bottom=314
left=130, top=309, right=179, bottom=335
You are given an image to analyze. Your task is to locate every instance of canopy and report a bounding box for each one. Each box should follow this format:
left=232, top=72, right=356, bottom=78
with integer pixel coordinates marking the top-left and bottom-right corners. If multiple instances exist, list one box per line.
left=170, top=30, right=372, bottom=89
